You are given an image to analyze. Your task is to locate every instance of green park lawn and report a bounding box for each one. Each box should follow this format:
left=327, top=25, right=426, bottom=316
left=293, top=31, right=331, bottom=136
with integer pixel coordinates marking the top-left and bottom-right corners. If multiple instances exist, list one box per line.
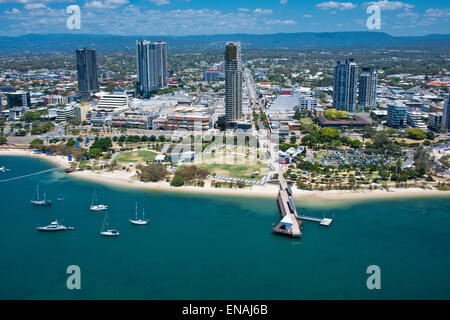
left=199, top=163, right=269, bottom=180
left=115, top=150, right=158, bottom=163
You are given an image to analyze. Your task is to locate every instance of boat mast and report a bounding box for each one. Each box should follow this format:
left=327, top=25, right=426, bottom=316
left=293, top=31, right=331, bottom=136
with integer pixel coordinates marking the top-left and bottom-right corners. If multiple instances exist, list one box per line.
left=36, top=185, right=39, bottom=201
left=91, top=190, right=96, bottom=207
left=135, top=201, right=138, bottom=220
left=101, top=211, right=107, bottom=233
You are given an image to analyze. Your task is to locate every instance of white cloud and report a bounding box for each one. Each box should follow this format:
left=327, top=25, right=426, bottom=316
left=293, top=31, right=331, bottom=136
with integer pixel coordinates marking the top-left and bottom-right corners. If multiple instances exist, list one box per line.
left=149, top=0, right=170, bottom=5
left=397, top=9, right=419, bottom=19
left=5, top=8, right=20, bottom=15
left=24, top=3, right=47, bottom=9
left=280, top=0, right=288, bottom=4
left=316, top=1, right=357, bottom=11
left=238, top=8, right=249, bottom=12
left=364, top=1, right=414, bottom=11
left=265, top=19, right=296, bottom=25
left=85, top=0, right=129, bottom=10
left=424, top=8, right=450, bottom=18
left=303, top=14, right=313, bottom=18
left=1, top=7, right=301, bottom=36
left=253, top=8, right=273, bottom=15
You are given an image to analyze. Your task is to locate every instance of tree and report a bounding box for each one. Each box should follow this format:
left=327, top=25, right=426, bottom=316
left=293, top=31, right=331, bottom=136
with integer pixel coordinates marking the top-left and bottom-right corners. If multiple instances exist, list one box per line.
left=30, top=139, right=44, bottom=149
left=87, top=148, right=103, bottom=159
left=91, top=137, right=112, bottom=152
left=413, top=147, right=431, bottom=176
left=0, top=134, right=7, bottom=145
left=140, top=163, right=168, bottom=182
left=23, top=111, right=41, bottom=122
left=290, top=135, right=297, bottom=144
left=66, top=138, right=76, bottom=147
left=407, top=128, right=426, bottom=140
left=324, top=109, right=348, bottom=120
left=170, top=175, right=185, bottom=187
left=426, top=131, right=435, bottom=140
left=349, top=139, right=362, bottom=149
left=372, top=132, right=389, bottom=149
left=175, top=165, right=209, bottom=183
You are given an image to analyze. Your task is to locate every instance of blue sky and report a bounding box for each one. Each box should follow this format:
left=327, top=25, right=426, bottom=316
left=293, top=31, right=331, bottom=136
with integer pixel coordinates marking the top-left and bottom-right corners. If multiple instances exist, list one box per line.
left=0, top=0, right=449, bottom=36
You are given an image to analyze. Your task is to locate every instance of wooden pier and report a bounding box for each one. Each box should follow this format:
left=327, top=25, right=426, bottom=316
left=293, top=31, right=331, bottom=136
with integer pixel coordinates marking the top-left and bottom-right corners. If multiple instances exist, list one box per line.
left=272, top=173, right=302, bottom=238
left=273, top=171, right=333, bottom=238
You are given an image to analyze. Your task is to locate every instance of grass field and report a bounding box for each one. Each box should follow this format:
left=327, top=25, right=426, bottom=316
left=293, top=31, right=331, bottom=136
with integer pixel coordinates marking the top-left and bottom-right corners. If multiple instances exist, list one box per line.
left=199, top=163, right=269, bottom=180
left=195, top=152, right=270, bottom=180
left=115, top=150, right=158, bottom=163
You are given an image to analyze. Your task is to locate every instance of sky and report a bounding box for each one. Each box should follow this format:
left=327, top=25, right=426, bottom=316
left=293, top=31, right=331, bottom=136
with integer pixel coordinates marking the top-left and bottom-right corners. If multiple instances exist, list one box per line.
left=0, top=0, right=449, bottom=36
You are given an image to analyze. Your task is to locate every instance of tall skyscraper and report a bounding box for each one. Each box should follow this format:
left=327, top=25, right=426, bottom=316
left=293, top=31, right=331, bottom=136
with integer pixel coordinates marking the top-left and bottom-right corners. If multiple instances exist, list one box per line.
left=444, top=95, right=450, bottom=132
left=333, top=59, right=358, bottom=112
left=225, top=42, right=242, bottom=124
left=136, top=40, right=168, bottom=97
left=76, top=48, right=99, bottom=95
left=358, top=68, right=377, bottom=109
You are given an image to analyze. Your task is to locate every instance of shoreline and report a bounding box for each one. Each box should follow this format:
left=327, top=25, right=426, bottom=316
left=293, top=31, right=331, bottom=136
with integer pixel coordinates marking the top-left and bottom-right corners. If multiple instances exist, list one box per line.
left=1, top=148, right=450, bottom=202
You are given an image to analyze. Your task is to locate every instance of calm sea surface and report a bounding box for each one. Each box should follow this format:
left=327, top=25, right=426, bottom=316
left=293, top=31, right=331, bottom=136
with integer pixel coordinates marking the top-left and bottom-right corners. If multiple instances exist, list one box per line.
left=0, top=155, right=449, bottom=299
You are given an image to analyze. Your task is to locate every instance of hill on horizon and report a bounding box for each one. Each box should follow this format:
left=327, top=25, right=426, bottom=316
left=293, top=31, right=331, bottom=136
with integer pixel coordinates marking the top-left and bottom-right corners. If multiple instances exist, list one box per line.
left=1, top=32, right=450, bottom=52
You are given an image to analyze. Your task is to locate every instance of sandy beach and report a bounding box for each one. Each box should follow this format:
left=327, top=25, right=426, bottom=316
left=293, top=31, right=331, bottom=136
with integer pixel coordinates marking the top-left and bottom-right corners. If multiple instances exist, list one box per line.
left=2, top=148, right=450, bottom=202
left=0, top=148, right=70, bottom=167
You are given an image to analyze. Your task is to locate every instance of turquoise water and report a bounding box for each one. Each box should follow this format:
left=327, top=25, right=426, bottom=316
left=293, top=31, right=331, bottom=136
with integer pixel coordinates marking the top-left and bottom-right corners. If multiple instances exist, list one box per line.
left=0, top=155, right=450, bottom=299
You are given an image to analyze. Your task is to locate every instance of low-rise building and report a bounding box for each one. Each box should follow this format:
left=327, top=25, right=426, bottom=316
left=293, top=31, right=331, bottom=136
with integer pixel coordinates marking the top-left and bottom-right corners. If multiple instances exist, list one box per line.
left=387, top=102, right=407, bottom=128
left=429, top=112, right=443, bottom=132
left=299, top=96, right=317, bottom=111
left=407, top=111, right=427, bottom=130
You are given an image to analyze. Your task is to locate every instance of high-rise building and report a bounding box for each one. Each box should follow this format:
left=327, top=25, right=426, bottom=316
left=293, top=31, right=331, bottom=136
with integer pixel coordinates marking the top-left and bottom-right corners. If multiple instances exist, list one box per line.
left=333, top=59, right=358, bottom=112
left=387, top=102, right=407, bottom=128
left=358, top=68, right=377, bottom=109
left=444, top=95, right=450, bottom=132
left=6, top=91, right=30, bottom=109
left=76, top=48, right=99, bottom=95
left=225, top=42, right=242, bottom=124
left=136, top=40, right=168, bottom=97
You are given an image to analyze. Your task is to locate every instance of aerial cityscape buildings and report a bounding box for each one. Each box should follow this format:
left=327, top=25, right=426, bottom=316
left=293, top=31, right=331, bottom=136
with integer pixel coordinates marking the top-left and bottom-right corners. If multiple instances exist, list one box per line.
left=333, top=59, right=358, bottom=112
left=358, top=67, right=378, bottom=109
left=136, top=40, right=168, bottom=97
left=444, top=95, right=450, bottom=132
left=224, top=41, right=243, bottom=125
left=76, top=48, right=99, bottom=96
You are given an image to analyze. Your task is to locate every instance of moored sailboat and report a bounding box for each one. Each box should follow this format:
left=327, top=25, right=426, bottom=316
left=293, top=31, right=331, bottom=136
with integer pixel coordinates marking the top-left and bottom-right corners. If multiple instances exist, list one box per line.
left=90, top=189, right=108, bottom=211
left=30, top=185, right=52, bottom=206
left=129, top=202, right=149, bottom=225
left=100, top=210, right=119, bottom=237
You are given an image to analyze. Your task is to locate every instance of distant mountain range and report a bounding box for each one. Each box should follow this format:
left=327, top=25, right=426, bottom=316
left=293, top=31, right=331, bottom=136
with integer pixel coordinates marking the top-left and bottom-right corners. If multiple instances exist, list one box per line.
left=1, top=32, right=450, bottom=52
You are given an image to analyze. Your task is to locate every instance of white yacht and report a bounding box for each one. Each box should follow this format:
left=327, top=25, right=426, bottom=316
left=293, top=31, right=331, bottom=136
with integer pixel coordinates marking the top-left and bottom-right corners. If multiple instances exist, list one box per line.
left=30, top=185, right=52, bottom=206
left=37, top=220, right=73, bottom=232
left=90, top=190, right=108, bottom=211
left=129, top=202, right=149, bottom=225
left=100, top=211, right=119, bottom=237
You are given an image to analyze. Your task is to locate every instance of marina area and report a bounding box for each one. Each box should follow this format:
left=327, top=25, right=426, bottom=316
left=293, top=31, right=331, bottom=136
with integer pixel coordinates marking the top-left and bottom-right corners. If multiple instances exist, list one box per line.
left=1, top=155, right=450, bottom=299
